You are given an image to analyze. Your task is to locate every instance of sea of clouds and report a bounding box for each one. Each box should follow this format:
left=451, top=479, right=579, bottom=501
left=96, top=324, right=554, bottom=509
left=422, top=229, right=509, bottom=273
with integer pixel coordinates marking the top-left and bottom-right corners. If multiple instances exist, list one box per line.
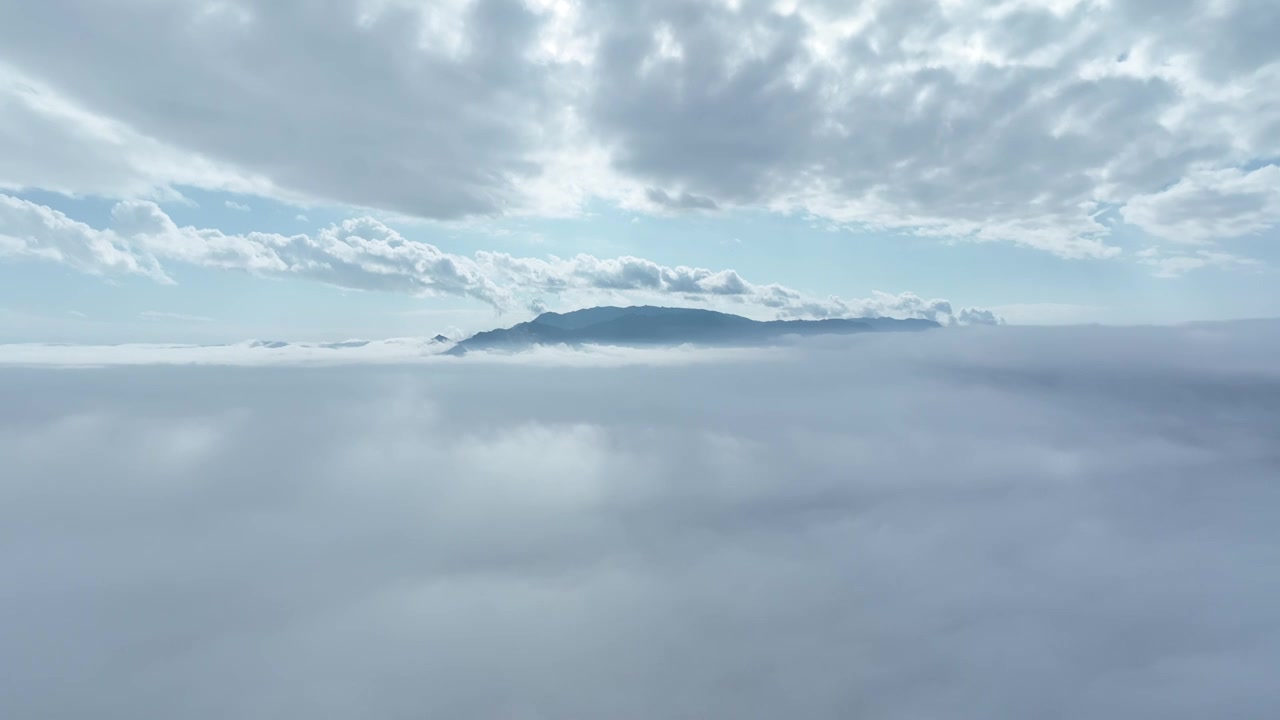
left=2, top=323, right=1278, bottom=719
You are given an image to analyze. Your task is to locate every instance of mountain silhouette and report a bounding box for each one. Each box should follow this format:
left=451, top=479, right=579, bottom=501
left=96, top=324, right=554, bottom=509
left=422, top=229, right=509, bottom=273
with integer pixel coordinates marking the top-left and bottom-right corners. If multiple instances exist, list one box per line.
left=446, top=306, right=939, bottom=355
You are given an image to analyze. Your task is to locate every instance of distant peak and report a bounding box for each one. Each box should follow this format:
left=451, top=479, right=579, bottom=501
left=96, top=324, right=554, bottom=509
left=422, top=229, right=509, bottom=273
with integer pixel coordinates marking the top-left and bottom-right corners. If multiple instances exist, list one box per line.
left=450, top=305, right=939, bottom=355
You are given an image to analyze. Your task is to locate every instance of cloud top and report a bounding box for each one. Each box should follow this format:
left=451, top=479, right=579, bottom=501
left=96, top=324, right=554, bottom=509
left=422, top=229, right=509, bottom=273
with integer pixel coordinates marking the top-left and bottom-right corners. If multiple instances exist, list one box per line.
left=2, top=321, right=1277, bottom=717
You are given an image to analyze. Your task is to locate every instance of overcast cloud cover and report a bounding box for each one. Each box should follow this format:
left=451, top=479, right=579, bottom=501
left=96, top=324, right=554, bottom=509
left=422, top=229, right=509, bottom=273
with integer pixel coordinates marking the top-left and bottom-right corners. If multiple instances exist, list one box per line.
left=1, top=0, right=1278, bottom=296
left=3, top=324, right=1279, bottom=719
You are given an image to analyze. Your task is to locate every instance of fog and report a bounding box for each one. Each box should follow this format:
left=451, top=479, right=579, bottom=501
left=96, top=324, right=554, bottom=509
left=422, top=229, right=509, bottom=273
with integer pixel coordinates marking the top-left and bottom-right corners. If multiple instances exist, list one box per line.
left=2, top=323, right=1278, bottom=719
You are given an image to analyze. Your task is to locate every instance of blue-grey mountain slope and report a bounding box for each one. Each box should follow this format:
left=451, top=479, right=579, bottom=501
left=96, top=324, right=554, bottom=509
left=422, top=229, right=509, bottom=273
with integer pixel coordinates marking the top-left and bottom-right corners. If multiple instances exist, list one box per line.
left=447, top=306, right=939, bottom=355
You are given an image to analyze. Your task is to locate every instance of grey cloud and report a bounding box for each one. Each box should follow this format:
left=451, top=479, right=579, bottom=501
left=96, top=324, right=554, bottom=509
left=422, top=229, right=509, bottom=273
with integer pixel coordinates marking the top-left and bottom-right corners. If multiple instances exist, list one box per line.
left=0, top=65, right=272, bottom=199
left=0, top=0, right=561, bottom=218
left=591, top=3, right=821, bottom=203
left=2, top=322, right=1278, bottom=718
left=581, top=0, right=1280, bottom=256
left=644, top=186, right=719, bottom=211
left=1135, top=247, right=1262, bottom=278
left=1121, top=165, right=1280, bottom=243
left=0, top=1, right=1276, bottom=256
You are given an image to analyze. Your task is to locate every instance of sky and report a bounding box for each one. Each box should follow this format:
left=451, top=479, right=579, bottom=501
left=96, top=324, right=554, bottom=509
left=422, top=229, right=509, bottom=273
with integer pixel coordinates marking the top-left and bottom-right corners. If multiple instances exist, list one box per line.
left=3, top=323, right=1279, bottom=718
left=2, top=0, right=1279, bottom=343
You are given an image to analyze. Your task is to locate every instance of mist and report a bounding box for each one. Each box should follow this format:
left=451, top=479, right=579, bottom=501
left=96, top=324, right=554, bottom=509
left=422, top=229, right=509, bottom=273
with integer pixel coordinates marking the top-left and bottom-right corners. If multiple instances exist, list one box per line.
left=2, top=323, right=1278, bottom=719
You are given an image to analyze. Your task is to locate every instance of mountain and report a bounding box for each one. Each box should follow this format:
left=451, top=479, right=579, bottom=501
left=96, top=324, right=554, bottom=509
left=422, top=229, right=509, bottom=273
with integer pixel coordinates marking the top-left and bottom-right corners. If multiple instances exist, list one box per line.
left=446, top=306, right=939, bottom=355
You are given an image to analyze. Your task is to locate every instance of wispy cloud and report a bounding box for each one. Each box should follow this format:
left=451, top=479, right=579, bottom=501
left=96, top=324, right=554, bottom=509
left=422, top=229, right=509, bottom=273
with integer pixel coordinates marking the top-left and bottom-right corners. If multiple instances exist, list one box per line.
left=139, top=310, right=214, bottom=323
left=1136, top=247, right=1263, bottom=278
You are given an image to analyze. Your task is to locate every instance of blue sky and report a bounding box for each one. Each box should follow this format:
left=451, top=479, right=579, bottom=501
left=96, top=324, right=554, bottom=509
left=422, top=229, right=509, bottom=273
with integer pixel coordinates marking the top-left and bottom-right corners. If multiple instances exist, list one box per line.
left=2, top=0, right=1278, bottom=343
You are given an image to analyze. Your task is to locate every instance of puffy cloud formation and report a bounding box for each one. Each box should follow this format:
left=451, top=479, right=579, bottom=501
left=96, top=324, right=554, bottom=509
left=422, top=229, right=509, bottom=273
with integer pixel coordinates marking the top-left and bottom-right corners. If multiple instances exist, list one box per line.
left=0, top=0, right=1277, bottom=259
left=0, top=193, right=998, bottom=324
left=0, top=194, right=169, bottom=280
left=2, top=322, right=1278, bottom=718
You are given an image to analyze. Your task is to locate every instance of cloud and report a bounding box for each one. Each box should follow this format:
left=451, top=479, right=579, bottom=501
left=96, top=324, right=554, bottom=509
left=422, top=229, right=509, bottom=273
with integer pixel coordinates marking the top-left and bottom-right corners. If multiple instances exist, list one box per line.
left=0, top=65, right=275, bottom=200
left=0, top=194, right=999, bottom=324
left=0, top=0, right=569, bottom=219
left=1136, top=246, right=1263, bottom=278
left=0, top=1, right=1276, bottom=255
left=583, top=0, right=1280, bottom=255
left=1121, top=165, right=1280, bottom=243
left=2, top=322, right=1277, bottom=718
left=645, top=186, right=719, bottom=211
left=0, top=336, right=775, bottom=369
left=139, top=310, right=214, bottom=323
left=224, top=200, right=251, bottom=212
left=0, top=194, right=170, bottom=281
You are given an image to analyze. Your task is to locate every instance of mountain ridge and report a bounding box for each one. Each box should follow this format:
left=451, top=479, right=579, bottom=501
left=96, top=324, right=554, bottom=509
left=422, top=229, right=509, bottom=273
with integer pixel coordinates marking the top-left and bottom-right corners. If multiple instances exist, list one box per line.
left=446, top=305, right=939, bottom=355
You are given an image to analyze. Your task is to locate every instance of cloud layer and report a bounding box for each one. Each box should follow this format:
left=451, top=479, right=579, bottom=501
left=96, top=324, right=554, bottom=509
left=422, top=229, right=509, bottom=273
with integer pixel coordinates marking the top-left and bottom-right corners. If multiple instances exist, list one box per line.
left=2, top=323, right=1278, bottom=718
left=0, top=0, right=1277, bottom=259
left=0, top=193, right=998, bottom=324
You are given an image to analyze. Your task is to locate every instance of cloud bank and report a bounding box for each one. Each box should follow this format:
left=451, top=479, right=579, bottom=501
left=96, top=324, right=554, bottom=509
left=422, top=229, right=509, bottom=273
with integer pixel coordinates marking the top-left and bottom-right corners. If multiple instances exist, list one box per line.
left=2, top=323, right=1278, bottom=718
left=1, top=0, right=1277, bottom=260
left=0, top=193, right=998, bottom=324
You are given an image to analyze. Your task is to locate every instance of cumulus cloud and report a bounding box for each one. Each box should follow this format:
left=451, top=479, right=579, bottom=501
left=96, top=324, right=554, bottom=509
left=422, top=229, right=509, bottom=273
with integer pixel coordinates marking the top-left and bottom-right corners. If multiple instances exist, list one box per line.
left=2, top=323, right=1277, bottom=718
left=0, top=1, right=1276, bottom=256
left=0, top=194, right=169, bottom=281
left=0, top=194, right=999, bottom=324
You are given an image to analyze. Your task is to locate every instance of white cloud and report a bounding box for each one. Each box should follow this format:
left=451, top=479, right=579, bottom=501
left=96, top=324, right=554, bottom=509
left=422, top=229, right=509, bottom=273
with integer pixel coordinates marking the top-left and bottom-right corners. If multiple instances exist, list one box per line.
left=0, top=336, right=776, bottom=369
left=1136, top=246, right=1263, bottom=278
left=1, top=194, right=1000, bottom=324
left=224, top=200, right=251, bottom=212
left=0, top=194, right=169, bottom=281
left=1121, top=165, right=1280, bottom=243
left=1, top=322, right=1277, bottom=717
left=0, top=1, right=1275, bottom=256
